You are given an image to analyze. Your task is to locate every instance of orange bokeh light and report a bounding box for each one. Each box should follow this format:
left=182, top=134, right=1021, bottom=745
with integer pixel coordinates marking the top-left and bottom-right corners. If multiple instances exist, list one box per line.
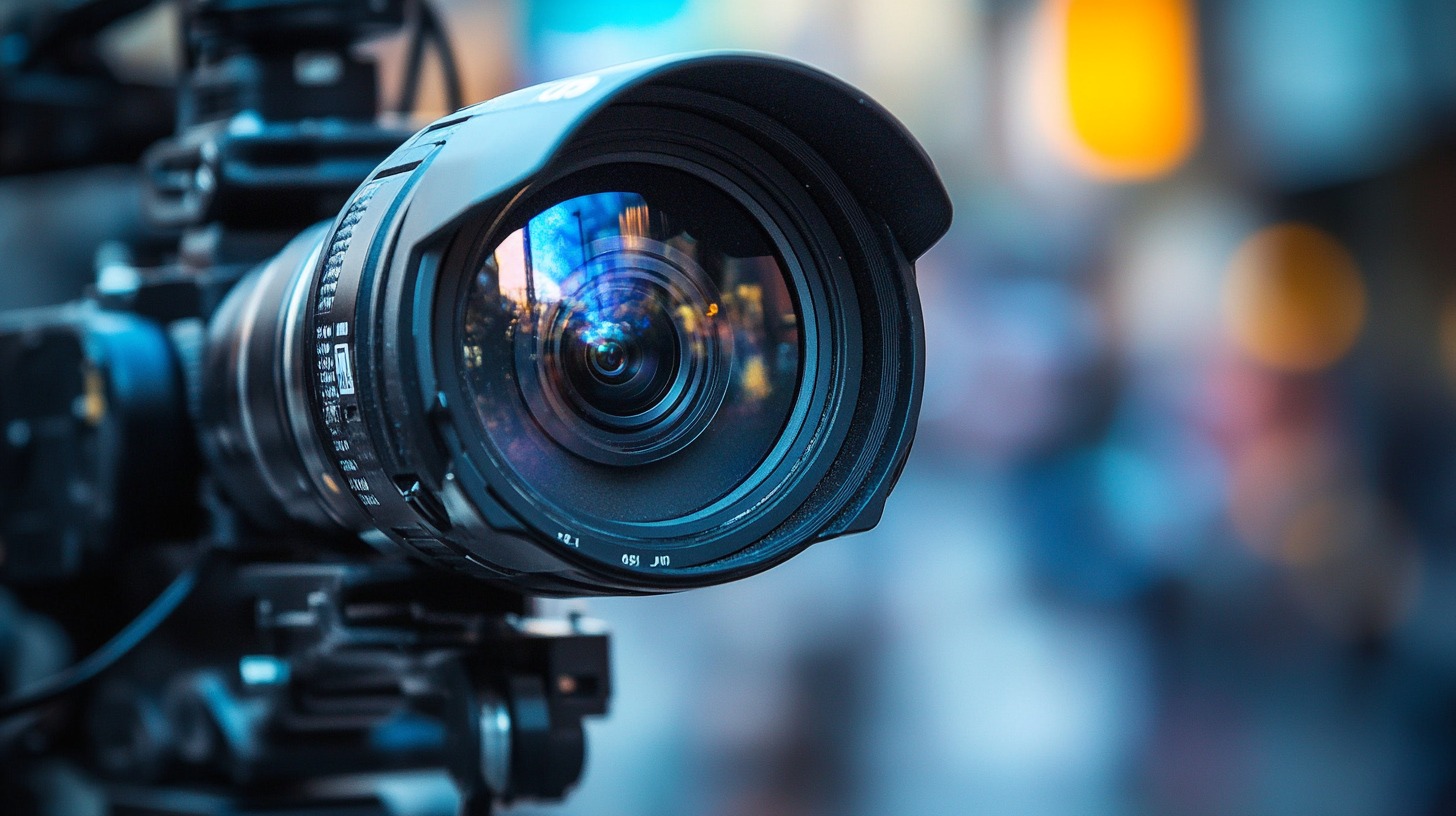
left=1439, top=293, right=1456, bottom=391
left=1223, top=224, right=1367, bottom=372
left=1037, top=0, right=1202, bottom=180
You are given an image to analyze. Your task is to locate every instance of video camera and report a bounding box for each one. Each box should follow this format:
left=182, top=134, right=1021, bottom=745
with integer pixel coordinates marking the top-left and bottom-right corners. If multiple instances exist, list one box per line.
left=0, top=1, right=950, bottom=813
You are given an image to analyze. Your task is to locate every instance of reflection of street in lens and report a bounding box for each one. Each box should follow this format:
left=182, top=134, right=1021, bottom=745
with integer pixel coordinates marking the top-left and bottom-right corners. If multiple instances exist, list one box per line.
left=458, top=164, right=807, bottom=522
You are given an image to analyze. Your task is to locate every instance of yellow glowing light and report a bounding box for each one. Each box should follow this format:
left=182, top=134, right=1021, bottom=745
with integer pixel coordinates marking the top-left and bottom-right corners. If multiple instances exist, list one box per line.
left=82, top=367, right=108, bottom=425
left=740, top=356, right=770, bottom=401
left=618, top=205, right=650, bottom=237
left=1224, top=224, right=1366, bottom=372
left=706, top=303, right=719, bottom=318
left=1039, top=0, right=1201, bottom=180
left=675, top=304, right=701, bottom=333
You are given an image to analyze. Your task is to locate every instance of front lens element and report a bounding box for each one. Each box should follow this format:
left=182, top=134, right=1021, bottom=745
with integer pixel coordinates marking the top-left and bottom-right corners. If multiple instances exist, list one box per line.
left=459, top=164, right=802, bottom=525
left=520, top=234, right=734, bottom=464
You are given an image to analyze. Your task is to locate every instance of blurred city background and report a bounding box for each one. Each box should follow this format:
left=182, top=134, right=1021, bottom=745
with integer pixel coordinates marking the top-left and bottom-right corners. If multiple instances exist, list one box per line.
left=5, top=0, right=1456, bottom=814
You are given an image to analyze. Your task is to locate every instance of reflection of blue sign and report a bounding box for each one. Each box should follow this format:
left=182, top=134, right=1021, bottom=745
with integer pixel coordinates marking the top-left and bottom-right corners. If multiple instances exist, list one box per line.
left=528, top=0, right=690, bottom=34
left=527, top=192, right=648, bottom=287
left=521, top=0, right=701, bottom=82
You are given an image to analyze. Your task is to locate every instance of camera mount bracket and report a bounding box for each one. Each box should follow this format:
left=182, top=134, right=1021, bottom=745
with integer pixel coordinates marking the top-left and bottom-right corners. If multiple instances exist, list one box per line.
left=86, top=559, right=611, bottom=815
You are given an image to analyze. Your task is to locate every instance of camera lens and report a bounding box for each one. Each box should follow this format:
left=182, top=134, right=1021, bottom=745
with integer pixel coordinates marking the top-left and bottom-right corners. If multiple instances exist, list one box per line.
left=199, top=54, right=951, bottom=595
left=461, top=164, right=797, bottom=517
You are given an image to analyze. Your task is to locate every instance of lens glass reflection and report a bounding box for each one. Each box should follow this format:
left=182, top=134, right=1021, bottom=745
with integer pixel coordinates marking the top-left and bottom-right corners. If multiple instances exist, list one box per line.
left=459, top=164, right=801, bottom=524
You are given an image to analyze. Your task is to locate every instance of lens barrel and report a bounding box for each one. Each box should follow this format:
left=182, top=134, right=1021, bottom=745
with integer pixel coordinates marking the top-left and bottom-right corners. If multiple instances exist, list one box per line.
left=199, top=52, right=951, bottom=595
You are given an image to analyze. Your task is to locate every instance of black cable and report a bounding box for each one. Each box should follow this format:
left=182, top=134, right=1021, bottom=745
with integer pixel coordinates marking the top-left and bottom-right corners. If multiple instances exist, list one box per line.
left=0, top=549, right=213, bottom=721
left=397, top=0, right=429, bottom=114
left=419, top=0, right=464, bottom=113
left=397, top=1, right=461, bottom=115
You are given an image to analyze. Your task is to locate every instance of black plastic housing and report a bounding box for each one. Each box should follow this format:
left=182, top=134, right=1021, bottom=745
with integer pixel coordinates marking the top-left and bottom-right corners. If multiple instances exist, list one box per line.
left=0, top=306, right=201, bottom=582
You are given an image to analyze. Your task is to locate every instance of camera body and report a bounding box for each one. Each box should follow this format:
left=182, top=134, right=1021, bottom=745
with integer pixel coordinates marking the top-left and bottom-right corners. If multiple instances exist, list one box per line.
left=1, top=53, right=949, bottom=593
left=0, top=1, right=949, bottom=812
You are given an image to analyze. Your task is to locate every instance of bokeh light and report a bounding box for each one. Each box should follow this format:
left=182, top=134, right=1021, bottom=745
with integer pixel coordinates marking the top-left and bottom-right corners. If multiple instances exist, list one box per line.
left=1223, top=223, right=1367, bottom=372
left=1036, top=0, right=1202, bottom=181
left=1440, top=292, right=1456, bottom=392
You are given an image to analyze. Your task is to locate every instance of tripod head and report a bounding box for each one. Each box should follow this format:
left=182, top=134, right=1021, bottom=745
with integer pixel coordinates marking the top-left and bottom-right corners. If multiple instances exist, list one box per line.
left=88, top=564, right=610, bottom=815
